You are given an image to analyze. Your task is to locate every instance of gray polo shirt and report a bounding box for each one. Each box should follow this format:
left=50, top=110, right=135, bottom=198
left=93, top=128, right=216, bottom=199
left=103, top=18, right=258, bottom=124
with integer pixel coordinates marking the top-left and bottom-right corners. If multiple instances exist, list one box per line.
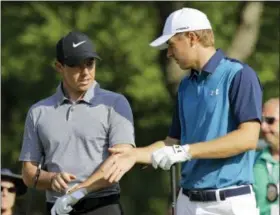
left=19, top=81, right=135, bottom=203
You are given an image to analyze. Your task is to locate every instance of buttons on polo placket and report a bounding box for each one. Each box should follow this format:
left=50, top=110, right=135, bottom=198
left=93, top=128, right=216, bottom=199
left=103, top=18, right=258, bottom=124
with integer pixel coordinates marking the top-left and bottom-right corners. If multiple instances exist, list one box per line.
left=67, top=103, right=76, bottom=121
left=197, top=77, right=205, bottom=97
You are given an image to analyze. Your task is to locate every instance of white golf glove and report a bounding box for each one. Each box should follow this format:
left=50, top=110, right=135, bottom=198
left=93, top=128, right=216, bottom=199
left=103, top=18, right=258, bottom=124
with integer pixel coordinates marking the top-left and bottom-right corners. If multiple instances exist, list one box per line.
left=152, top=145, right=191, bottom=170
left=51, top=188, right=88, bottom=215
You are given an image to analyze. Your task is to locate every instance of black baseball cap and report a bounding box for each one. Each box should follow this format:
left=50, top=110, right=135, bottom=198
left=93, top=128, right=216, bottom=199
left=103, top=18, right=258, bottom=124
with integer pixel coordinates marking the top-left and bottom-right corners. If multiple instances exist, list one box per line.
left=1, top=168, right=27, bottom=196
left=56, top=31, right=101, bottom=67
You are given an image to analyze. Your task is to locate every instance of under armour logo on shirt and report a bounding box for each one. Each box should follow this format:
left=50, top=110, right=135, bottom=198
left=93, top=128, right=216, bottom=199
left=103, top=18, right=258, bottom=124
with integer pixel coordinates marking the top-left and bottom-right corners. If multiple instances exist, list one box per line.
left=210, top=89, right=219, bottom=96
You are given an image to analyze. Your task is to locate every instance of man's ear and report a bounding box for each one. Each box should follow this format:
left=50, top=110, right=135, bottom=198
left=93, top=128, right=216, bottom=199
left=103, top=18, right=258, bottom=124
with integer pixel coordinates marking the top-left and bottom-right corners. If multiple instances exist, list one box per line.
left=55, top=61, right=64, bottom=74
left=186, top=32, right=199, bottom=47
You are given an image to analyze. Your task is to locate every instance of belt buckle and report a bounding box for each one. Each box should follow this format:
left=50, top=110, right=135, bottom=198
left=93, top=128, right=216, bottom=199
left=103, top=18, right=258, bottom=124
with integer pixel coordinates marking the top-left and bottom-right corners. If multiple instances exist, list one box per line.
left=190, top=190, right=206, bottom=202
left=219, top=190, right=226, bottom=201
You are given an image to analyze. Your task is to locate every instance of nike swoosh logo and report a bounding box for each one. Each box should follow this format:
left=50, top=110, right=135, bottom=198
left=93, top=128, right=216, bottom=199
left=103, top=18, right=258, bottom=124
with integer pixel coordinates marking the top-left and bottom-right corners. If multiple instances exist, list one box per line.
left=72, top=41, right=86, bottom=48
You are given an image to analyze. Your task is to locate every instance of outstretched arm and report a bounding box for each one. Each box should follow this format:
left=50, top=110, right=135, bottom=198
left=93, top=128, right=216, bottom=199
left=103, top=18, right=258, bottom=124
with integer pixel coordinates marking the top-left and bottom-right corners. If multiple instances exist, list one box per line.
left=111, top=136, right=179, bottom=164
left=102, top=95, right=181, bottom=182
left=75, top=144, right=134, bottom=193
left=101, top=137, right=179, bottom=183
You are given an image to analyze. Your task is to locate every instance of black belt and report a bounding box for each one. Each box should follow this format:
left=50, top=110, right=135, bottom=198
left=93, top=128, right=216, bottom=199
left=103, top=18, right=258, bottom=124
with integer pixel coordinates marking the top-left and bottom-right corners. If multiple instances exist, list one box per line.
left=183, top=185, right=251, bottom=202
left=47, top=194, right=120, bottom=214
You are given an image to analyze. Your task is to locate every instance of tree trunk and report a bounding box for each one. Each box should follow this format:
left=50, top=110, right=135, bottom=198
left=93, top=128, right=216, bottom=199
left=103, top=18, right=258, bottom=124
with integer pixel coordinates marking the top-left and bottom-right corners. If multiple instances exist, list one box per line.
left=227, top=2, right=264, bottom=60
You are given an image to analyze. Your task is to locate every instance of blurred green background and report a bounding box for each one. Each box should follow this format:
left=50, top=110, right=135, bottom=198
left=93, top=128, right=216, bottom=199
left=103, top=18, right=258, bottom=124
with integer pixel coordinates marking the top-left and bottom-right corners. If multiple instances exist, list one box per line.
left=1, top=1, right=279, bottom=215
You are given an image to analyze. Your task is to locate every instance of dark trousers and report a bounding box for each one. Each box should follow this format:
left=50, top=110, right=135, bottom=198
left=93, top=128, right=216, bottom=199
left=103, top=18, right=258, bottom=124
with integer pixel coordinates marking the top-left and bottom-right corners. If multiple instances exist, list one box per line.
left=46, top=194, right=124, bottom=215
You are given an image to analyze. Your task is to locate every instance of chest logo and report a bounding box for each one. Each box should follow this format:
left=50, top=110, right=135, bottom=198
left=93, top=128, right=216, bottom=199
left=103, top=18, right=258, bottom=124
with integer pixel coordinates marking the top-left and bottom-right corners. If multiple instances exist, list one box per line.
left=210, top=89, right=219, bottom=96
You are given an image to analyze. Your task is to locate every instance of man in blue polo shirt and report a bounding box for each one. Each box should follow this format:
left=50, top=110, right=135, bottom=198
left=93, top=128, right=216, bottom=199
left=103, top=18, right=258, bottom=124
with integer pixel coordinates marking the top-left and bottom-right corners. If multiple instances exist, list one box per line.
left=103, top=8, right=263, bottom=215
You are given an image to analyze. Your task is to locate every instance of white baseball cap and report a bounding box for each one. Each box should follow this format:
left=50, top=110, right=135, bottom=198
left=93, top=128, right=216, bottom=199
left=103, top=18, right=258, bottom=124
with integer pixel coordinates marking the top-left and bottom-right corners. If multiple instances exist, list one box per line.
left=150, top=8, right=212, bottom=50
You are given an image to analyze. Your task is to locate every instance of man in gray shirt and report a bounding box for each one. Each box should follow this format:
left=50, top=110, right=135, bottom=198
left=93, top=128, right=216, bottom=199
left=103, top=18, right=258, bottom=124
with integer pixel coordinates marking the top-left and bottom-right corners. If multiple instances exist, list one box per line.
left=19, top=31, right=135, bottom=215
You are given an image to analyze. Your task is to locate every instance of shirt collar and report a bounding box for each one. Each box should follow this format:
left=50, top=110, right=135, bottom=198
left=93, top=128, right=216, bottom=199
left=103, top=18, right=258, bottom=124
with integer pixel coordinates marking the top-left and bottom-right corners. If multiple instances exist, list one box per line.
left=260, top=146, right=279, bottom=164
left=189, top=48, right=225, bottom=80
left=55, top=83, right=68, bottom=106
left=55, top=81, right=99, bottom=107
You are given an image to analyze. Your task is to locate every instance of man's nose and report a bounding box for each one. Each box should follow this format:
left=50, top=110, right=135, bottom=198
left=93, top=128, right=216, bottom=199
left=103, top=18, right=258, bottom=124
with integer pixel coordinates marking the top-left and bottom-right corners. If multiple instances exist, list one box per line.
left=80, top=66, right=90, bottom=75
left=1, top=188, right=8, bottom=196
left=261, top=121, right=269, bottom=131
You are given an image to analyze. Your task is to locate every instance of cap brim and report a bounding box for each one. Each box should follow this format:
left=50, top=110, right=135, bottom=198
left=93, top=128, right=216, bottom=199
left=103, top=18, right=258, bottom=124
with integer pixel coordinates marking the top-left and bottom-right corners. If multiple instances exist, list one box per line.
left=1, top=174, right=27, bottom=196
left=65, top=52, right=101, bottom=67
left=149, top=33, right=175, bottom=50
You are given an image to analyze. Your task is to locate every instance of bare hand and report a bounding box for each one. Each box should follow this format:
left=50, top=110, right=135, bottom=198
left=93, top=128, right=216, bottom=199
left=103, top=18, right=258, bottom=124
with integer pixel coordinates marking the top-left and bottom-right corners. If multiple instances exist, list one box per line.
left=102, top=147, right=136, bottom=183
left=51, top=172, right=76, bottom=193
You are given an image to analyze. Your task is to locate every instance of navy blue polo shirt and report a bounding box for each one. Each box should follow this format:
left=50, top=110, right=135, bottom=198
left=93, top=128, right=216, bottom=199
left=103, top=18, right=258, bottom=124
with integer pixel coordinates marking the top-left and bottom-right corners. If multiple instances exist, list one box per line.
left=169, top=49, right=263, bottom=189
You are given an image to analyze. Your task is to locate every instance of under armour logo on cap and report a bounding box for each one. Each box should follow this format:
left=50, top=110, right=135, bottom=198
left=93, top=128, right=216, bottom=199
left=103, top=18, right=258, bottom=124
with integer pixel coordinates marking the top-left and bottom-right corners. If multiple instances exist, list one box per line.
left=176, top=27, right=190, bottom=31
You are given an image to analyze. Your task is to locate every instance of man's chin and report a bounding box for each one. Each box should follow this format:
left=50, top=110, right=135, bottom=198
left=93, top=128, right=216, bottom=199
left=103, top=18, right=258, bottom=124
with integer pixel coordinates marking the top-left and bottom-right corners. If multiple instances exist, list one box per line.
left=177, top=62, right=191, bottom=70
left=179, top=65, right=191, bottom=70
left=77, top=83, right=93, bottom=91
left=1, top=203, right=9, bottom=210
left=263, top=134, right=276, bottom=145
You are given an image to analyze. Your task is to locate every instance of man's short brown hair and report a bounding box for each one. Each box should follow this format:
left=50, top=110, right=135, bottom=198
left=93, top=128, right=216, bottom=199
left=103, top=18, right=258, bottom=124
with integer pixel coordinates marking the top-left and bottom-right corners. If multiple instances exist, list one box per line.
left=185, top=29, right=215, bottom=47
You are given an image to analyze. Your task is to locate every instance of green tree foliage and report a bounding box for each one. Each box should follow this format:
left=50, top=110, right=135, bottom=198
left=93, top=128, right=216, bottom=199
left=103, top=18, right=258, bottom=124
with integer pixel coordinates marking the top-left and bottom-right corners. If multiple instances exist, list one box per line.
left=1, top=2, right=279, bottom=214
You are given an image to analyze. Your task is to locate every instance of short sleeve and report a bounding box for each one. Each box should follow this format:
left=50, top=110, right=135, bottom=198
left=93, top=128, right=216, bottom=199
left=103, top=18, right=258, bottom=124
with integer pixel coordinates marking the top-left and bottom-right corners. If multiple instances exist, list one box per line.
left=229, top=65, right=263, bottom=125
left=168, top=95, right=181, bottom=139
left=108, top=95, right=135, bottom=147
left=19, top=108, right=44, bottom=163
